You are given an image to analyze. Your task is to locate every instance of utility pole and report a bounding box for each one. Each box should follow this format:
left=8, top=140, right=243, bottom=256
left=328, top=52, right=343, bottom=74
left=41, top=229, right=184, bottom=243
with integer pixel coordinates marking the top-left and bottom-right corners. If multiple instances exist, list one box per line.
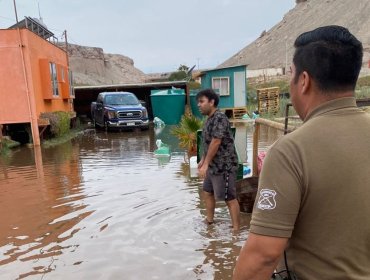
left=284, top=35, right=289, bottom=75
left=285, top=40, right=288, bottom=74
left=38, top=1, right=43, bottom=22
left=13, top=0, right=19, bottom=23
left=63, top=30, right=70, bottom=67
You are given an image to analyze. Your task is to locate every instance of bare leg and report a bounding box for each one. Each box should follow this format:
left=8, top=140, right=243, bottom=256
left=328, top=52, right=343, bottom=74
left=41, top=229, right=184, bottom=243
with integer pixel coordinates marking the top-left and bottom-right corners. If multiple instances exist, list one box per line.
left=203, top=191, right=215, bottom=223
left=226, top=199, right=240, bottom=231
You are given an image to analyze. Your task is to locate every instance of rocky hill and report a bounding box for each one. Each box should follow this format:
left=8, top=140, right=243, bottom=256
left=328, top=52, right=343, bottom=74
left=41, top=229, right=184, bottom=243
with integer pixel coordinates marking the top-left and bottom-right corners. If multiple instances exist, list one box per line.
left=219, top=0, right=370, bottom=75
left=58, top=43, right=147, bottom=86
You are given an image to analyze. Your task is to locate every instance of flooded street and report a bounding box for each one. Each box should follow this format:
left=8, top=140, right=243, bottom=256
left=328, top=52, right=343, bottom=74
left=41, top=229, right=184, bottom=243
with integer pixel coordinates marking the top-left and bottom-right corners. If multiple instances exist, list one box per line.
left=0, top=124, right=282, bottom=280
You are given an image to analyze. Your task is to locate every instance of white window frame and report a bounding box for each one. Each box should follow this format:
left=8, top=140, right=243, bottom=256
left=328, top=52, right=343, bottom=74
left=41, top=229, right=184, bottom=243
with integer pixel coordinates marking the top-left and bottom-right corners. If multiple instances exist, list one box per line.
left=212, top=76, right=230, bottom=96
left=69, top=70, right=75, bottom=97
left=49, top=62, right=59, bottom=96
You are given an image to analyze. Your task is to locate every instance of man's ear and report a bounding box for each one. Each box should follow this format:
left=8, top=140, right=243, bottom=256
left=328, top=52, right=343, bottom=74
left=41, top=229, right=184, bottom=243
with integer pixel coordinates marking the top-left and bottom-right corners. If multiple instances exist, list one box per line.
left=301, top=71, right=311, bottom=95
left=210, top=98, right=215, bottom=107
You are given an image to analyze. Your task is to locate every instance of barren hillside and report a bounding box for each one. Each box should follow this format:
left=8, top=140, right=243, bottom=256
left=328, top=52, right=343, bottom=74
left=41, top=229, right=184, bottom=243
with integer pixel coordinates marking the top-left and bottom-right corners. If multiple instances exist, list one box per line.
left=58, top=43, right=147, bottom=86
left=219, top=0, right=370, bottom=74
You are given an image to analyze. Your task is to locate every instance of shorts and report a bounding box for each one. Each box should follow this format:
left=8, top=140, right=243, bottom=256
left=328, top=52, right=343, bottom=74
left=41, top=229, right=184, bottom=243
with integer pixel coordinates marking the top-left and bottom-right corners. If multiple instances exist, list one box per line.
left=203, top=170, right=237, bottom=201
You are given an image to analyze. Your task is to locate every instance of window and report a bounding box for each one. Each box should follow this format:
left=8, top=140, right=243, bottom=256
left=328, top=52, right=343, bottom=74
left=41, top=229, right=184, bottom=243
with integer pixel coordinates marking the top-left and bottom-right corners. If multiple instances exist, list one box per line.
left=105, top=94, right=139, bottom=105
left=49, top=62, right=59, bottom=96
left=212, top=77, right=229, bottom=96
left=69, top=70, right=74, bottom=97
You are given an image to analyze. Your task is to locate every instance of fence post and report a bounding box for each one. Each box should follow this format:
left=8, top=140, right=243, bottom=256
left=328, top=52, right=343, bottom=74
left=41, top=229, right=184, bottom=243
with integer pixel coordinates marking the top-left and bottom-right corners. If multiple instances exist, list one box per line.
left=252, top=121, right=260, bottom=177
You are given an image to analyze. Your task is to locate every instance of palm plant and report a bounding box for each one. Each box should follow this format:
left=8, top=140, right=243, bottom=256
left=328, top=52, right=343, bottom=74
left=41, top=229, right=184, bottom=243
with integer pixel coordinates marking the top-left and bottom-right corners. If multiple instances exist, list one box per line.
left=171, top=113, right=204, bottom=156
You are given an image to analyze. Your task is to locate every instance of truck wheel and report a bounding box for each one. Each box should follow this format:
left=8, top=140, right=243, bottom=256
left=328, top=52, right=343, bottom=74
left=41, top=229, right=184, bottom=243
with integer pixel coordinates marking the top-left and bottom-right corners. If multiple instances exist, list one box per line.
left=141, top=125, right=149, bottom=131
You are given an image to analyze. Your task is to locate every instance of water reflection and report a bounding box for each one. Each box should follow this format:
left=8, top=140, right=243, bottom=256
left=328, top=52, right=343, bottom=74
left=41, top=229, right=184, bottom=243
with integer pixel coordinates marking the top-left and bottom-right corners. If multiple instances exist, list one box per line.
left=0, top=123, right=282, bottom=279
left=0, top=142, right=87, bottom=279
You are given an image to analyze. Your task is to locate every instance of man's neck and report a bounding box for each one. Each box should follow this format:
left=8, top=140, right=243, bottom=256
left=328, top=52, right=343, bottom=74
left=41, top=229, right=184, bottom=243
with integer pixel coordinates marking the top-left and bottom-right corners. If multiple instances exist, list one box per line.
left=303, top=91, right=354, bottom=119
left=208, top=107, right=217, bottom=117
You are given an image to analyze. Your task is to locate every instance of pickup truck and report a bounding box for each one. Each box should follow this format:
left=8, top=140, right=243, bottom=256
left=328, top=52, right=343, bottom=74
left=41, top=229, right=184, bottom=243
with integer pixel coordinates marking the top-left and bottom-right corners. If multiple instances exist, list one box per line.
left=91, top=91, right=149, bottom=130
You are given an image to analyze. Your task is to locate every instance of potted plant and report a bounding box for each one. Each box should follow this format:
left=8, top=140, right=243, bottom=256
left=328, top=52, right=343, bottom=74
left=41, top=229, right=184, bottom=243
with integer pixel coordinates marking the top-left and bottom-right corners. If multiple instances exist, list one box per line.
left=171, top=113, right=203, bottom=158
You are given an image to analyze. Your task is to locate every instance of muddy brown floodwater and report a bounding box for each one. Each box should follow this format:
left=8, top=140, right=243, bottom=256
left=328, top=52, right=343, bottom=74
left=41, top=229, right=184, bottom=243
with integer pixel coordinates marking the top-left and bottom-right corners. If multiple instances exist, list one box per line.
left=0, top=123, right=281, bottom=280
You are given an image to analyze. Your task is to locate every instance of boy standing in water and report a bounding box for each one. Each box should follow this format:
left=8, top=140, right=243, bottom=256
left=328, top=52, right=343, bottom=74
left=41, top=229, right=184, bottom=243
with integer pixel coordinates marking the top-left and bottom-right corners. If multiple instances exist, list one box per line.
left=197, top=89, right=240, bottom=231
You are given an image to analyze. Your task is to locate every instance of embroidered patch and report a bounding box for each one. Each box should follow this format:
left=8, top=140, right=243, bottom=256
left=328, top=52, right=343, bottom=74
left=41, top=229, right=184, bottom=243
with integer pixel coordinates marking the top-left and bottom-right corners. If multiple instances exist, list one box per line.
left=257, top=189, right=277, bottom=210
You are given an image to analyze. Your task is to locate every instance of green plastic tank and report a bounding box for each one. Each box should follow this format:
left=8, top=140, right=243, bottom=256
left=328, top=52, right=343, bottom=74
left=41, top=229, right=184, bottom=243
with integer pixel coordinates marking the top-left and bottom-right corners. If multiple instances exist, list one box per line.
left=150, top=89, right=186, bottom=125
left=189, top=90, right=203, bottom=119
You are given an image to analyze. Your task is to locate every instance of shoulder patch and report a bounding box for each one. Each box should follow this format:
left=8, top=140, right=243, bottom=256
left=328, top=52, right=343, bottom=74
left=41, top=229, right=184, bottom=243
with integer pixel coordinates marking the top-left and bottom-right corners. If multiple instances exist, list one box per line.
left=257, top=189, right=277, bottom=210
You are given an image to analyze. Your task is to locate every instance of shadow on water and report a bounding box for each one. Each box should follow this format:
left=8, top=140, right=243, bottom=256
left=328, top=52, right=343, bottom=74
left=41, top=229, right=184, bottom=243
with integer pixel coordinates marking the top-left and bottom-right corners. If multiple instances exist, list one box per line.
left=0, top=124, right=282, bottom=279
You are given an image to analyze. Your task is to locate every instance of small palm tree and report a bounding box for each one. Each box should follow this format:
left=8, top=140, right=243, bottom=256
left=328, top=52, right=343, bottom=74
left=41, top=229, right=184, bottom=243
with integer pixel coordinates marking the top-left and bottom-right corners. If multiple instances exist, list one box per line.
left=171, top=113, right=204, bottom=156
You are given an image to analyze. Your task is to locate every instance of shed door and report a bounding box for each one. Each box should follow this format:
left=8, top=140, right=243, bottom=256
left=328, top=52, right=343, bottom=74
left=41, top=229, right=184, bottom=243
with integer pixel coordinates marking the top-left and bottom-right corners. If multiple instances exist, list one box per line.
left=234, top=71, right=246, bottom=107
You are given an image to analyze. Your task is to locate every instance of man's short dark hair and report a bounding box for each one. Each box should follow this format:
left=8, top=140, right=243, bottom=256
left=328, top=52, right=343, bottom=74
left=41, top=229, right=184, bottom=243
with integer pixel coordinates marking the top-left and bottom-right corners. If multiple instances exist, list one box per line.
left=196, top=88, right=219, bottom=107
left=293, top=25, right=363, bottom=92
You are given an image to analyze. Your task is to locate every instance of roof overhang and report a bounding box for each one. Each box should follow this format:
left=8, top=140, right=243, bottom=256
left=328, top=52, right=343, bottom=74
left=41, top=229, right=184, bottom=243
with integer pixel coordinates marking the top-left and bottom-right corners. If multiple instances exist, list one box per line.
left=74, top=80, right=188, bottom=91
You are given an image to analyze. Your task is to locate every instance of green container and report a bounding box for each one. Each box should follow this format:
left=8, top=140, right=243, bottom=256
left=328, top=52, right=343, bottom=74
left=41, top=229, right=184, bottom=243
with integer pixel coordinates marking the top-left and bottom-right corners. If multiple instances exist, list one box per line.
left=150, top=89, right=186, bottom=125
left=190, top=90, right=203, bottom=119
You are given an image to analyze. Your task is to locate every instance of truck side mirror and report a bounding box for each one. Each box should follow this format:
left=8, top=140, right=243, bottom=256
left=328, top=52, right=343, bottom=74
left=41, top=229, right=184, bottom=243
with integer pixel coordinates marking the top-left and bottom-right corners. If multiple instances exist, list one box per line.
left=140, top=100, right=146, bottom=107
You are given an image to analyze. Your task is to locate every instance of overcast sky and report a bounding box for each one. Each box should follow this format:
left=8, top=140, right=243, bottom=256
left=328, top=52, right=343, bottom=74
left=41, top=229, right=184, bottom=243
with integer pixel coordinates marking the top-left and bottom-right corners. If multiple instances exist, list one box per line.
left=0, top=0, right=295, bottom=73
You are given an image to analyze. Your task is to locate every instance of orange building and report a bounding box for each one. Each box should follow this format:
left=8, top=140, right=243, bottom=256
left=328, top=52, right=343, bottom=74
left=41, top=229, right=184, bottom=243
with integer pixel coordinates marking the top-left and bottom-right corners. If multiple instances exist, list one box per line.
left=0, top=17, right=75, bottom=146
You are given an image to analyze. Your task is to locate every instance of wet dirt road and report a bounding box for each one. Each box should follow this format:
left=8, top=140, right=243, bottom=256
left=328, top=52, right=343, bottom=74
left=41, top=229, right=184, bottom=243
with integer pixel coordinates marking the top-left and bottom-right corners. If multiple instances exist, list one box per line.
left=0, top=124, right=281, bottom=280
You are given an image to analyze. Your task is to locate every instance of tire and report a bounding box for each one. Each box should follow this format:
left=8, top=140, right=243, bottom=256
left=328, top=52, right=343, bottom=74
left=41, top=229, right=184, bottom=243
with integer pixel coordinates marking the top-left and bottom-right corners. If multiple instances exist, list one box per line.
left=141, top=125, right=149, bottom=131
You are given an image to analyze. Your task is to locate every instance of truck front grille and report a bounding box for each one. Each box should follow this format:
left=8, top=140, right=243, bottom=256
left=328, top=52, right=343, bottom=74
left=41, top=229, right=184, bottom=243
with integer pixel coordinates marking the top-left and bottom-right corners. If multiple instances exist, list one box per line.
left=117, top=110, right=142, bottom=119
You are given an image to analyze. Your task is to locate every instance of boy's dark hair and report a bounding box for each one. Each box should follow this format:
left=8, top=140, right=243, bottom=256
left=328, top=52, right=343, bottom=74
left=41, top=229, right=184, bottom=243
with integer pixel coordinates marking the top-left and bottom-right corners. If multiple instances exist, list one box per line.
left=196, top=88, right=219, bottom=107
left=293, top=25, right=363, bottom=93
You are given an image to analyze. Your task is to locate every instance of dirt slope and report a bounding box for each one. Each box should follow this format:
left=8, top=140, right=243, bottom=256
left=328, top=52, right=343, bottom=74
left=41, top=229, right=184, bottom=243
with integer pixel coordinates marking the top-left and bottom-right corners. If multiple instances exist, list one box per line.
left=59, top=43, right=147, bottom=86
left=218, top=0, right=370, bottom=73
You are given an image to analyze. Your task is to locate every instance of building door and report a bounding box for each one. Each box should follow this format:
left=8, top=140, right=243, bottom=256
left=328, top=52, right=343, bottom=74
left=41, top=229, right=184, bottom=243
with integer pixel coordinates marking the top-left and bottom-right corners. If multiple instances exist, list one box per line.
left=234, top=71, right=246, bottom=107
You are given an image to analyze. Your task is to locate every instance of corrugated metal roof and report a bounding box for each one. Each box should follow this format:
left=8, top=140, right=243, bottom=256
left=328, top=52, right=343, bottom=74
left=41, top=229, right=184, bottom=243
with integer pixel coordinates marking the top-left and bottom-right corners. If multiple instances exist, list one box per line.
left=8, top=16, right=54, bottom=40
left=198, top=64, right=248, bottom=75
left=74, top=80, right=188, bottom=90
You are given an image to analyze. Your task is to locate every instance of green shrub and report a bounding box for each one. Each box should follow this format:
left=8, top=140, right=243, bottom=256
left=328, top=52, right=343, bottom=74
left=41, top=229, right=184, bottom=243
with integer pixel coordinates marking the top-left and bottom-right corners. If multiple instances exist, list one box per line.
left=40, top=111, right=71, bottom=137
left=248, top=80, right=289, bottom=97
left=355, top=87, right=370, bottom=99
left=188, top=81, right=201, bottom=90
left=0, top=138, right=20, bottom=155
left=357, top=76, right=370, bottom=88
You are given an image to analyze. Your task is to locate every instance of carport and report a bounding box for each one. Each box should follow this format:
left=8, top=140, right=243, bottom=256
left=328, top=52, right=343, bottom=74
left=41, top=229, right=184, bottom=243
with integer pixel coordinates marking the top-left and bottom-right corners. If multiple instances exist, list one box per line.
left=74, top=81, right=188, bottom=120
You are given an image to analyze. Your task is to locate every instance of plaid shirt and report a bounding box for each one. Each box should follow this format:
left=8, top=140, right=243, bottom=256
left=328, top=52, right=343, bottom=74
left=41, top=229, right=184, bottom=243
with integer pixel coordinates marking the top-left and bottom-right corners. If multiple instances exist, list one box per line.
left=202, top=110, right=238, bottom=175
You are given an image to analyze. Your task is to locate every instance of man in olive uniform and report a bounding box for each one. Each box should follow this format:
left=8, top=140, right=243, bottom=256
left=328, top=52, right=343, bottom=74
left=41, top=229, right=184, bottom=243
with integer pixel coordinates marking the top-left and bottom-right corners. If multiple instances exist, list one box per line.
left=197, top=89, right=240, bottom=231
left=234, top=26, right=370, bottom=279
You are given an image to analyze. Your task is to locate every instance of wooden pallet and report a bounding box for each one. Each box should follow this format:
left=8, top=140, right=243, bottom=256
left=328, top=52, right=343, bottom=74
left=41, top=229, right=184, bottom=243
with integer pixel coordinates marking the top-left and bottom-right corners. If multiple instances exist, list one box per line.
left=222, top=107, right=248, bottom=119
left=257, top=87, right=280, bottom=100
left=257, top=87, right=280, bottom=115
left=233, top=107, right=248, bottom=119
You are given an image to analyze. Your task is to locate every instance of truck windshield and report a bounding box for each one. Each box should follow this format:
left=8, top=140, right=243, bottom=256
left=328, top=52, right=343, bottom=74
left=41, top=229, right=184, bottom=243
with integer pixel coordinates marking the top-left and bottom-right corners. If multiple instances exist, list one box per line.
left=105, top=95, right=139, bottom=105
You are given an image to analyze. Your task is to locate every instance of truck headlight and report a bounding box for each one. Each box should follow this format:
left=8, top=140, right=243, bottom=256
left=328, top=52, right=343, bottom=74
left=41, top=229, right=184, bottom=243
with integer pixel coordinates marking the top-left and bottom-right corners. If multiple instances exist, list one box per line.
left=107, top=111, right=117, bottom=119
left=142, top=109, right=148, bottom=118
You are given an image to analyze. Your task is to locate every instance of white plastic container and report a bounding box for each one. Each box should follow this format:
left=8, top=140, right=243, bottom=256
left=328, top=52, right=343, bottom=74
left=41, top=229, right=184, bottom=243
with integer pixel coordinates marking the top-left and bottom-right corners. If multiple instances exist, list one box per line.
left=189, top=156, right=198, bottom=178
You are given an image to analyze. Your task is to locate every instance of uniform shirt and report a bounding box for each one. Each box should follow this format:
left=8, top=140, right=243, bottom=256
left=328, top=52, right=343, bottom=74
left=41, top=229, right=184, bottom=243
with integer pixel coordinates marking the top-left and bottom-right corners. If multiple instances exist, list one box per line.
left=202, top=110, right=238, bottom=175
left=250, top=97, right=370, bottom=280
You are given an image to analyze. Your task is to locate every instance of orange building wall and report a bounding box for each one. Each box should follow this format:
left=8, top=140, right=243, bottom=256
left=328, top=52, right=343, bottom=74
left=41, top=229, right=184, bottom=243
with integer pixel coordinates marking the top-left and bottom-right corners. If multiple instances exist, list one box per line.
left=0, top=29, right=74, bottom=127
left=21, top=29, right=74, bottom=116
left=0, top=30, right=31, bottom=124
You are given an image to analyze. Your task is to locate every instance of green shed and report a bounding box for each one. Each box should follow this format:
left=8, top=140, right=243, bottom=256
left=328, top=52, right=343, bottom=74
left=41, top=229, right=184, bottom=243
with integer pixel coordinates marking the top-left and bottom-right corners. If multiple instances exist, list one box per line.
left=199, top=65, right=248, bottom=110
